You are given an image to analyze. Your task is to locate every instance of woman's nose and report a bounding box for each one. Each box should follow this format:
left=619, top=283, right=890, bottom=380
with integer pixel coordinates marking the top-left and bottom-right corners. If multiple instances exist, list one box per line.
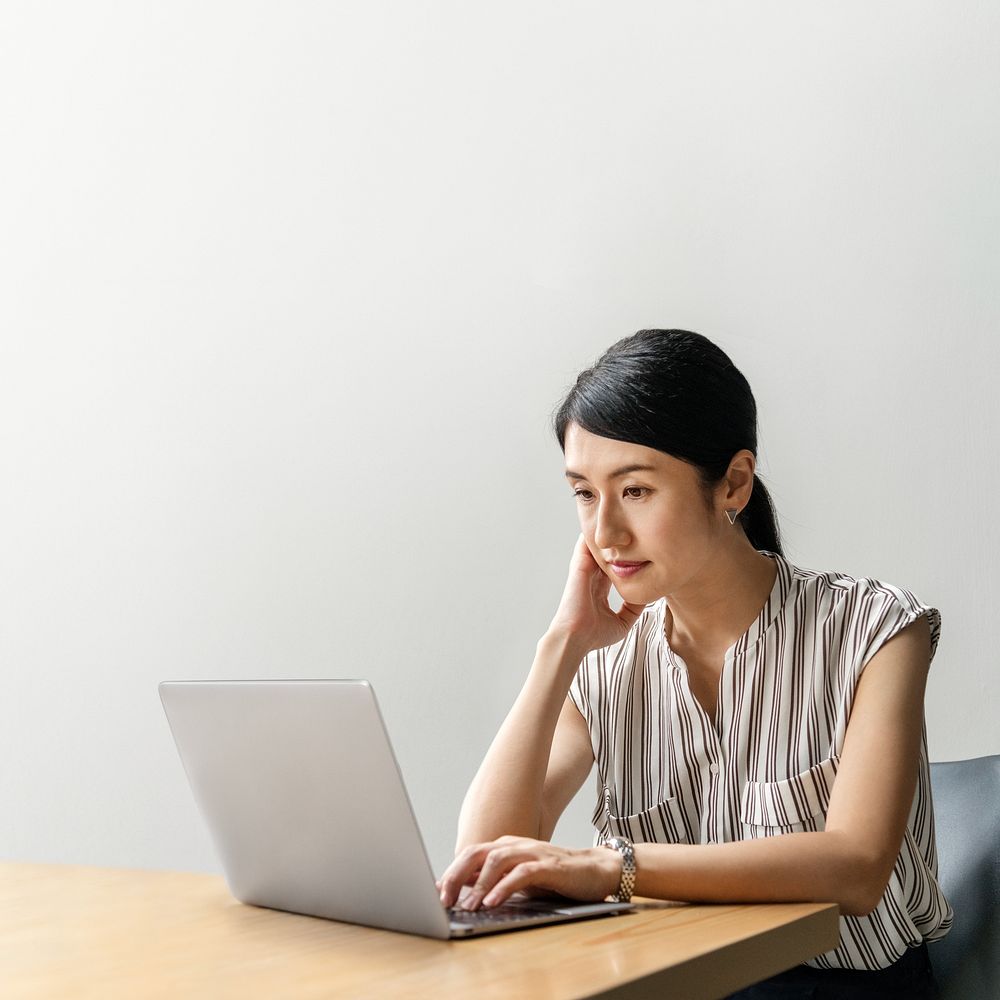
left=593, top=502, right=630, bottom=550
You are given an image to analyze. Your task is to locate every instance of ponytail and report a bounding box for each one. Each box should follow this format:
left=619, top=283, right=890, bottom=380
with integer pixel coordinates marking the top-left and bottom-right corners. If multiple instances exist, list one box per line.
left=740, top=473, right=783, bottom=557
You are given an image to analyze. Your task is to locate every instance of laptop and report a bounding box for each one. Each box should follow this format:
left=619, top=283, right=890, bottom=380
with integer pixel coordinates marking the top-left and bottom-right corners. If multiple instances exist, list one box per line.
left=158, top=679, right=634, bottom=938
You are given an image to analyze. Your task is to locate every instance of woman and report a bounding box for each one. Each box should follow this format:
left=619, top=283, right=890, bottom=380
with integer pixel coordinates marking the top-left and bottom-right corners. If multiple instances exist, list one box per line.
left=437, top=329, right=951, bottom=998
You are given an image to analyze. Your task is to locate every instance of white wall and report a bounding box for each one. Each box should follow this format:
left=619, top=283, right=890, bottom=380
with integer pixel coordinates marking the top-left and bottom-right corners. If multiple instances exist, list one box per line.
left=2, top=1, right=997, bottom=880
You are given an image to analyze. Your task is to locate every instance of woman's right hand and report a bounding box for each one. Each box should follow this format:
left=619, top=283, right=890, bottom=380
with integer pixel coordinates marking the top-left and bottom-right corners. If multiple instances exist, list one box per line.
left=545, top=534, right=648, bottom=655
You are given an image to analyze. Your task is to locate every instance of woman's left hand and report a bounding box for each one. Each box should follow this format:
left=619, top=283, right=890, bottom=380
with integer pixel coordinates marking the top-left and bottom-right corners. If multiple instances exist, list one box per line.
left=436, top=835, right=622, bottom=910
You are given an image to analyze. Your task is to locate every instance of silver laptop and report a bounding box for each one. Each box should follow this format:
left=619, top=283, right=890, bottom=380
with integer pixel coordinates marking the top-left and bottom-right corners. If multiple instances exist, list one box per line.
left=158, top=679, right=634, bottom=938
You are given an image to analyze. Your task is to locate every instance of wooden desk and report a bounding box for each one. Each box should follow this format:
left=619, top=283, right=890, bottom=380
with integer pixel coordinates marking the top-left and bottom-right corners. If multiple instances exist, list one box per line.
left=1, top=862, right=839, bottom=1000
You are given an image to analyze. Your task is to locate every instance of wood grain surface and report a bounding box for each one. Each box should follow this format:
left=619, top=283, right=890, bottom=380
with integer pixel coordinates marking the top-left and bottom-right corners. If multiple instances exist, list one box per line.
left=0, top=862, right=839, bottom=999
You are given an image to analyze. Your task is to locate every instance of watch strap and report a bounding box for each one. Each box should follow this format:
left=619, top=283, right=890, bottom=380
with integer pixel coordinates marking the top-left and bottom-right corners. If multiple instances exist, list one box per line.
left=602, top=836, right=636, bottom=902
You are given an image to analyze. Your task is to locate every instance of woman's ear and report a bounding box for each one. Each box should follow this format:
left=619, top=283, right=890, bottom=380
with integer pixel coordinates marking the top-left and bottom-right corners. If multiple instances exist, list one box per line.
left=720, top=450, right=756, bottom=512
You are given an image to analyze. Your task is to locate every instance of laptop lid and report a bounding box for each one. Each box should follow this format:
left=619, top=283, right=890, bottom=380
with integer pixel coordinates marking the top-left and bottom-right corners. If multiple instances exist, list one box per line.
left=159, top=679, right=454, bottom=939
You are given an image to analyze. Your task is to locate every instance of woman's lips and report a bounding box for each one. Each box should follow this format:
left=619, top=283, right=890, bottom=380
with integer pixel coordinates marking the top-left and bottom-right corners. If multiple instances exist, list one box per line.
left=608, top=561, right=649, bottom=579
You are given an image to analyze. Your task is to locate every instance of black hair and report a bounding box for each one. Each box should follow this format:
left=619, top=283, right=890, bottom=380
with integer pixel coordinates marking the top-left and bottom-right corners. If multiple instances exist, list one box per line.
left=552, top=329, right=783, bottom=557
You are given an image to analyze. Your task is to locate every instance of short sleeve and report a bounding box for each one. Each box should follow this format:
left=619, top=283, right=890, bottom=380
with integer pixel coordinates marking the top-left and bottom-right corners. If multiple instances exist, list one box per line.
left=857, top=582, right=942, bottom=673
left=567, top=649, right=593, bottom=723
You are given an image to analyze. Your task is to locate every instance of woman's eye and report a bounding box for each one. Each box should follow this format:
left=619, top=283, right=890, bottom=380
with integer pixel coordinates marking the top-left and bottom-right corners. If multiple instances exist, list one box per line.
left=572, top=487, right=647, bottom=502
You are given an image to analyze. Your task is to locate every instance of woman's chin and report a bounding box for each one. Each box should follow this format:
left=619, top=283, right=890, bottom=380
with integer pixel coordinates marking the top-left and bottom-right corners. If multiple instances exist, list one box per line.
left=612, top=579, right=657, bottom=605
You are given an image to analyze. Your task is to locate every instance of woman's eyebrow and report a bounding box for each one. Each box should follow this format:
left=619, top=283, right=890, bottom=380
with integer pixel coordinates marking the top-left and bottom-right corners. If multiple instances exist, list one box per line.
left=564, top=463, right=658, bottom=481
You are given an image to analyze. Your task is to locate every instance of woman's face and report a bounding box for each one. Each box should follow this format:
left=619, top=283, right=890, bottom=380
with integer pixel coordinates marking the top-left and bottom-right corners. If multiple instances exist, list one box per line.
left=562, top=422, right=723, bottom=603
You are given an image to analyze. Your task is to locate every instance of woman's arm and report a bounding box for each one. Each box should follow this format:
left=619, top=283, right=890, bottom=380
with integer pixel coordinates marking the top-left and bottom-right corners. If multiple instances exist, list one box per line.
left=441, top=535, right=646, bottom=901
left=454, top=632, right=594, bottom=851
left=453, top=533, right=645, bottom=852
left=441, top=614, right=932, bottom=915
left=632, top=613, right=932, bottom=915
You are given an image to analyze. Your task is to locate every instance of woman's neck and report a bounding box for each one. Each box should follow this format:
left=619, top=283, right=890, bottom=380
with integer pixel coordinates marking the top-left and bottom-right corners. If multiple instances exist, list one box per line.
left=663, top=543, right=779, bottom=656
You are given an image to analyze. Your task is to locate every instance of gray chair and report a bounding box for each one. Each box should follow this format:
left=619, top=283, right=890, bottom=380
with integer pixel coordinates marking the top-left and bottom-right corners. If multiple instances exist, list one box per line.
left=928, top=754, right=1000, bottom=999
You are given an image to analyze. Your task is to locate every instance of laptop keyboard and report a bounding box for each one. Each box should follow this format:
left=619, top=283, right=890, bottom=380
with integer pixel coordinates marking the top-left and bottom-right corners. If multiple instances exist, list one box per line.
left=448, top=901, right=559, bottom=925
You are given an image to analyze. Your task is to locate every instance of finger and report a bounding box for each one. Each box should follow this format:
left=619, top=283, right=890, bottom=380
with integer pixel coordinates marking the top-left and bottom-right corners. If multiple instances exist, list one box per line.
left=440, top=834, right=526, bottom=905
left=481, top=860, right=549, bottom=908
left=438, top=845, right=493, bottom=907
left=439, top=868, right=480, bottom=894
left=461, top=846, right=531, bottom=910
left=582, top=544, right=604, bottom=576
left=573, top=535, right=603, bottom=576
left=589, top=563, right=613, bottom=601
left=441, top=864, right=484, bottom=907
left=440, top=864, right=479, bottom=907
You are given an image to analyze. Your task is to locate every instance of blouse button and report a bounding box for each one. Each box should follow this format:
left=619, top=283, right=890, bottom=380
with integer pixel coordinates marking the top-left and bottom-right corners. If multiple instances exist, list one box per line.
left=709, top=762, right=720, bottom=775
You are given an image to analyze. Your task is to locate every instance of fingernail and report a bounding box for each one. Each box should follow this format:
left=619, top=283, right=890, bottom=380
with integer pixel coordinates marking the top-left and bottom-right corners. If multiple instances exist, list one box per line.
left=483, top=893, right=498, bottom=907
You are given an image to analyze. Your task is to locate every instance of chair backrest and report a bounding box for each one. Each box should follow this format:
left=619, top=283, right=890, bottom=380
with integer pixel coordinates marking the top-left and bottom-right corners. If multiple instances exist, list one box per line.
left=928, top=755, right=1000, bottom=1000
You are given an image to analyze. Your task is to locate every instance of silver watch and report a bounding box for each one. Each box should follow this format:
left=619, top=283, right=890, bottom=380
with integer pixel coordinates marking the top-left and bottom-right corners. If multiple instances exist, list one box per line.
left=601, top=836, right=636, bottom=902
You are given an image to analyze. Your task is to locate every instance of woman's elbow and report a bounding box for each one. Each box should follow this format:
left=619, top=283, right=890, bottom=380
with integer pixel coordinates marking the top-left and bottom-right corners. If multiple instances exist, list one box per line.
left=840, top=887, right=882, bottom=917
left=815, top=828, right=895, bottom=916
left=838, top=857, right=893, bottom=917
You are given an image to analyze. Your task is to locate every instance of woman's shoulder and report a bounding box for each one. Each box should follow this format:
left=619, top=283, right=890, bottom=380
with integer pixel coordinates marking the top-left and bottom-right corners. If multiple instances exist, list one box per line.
left=779, top=553, right=942, bottom=663
left=782, top=553, right=929, bottom=608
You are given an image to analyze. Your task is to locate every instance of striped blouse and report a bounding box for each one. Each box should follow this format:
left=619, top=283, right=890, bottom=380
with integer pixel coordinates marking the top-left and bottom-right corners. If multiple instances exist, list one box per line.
left=568, top=549, right=953, bottom=971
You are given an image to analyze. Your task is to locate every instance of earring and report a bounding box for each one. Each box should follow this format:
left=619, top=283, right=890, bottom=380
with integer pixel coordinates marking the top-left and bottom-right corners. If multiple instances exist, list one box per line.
left=725, top=509, right=739, bottom=525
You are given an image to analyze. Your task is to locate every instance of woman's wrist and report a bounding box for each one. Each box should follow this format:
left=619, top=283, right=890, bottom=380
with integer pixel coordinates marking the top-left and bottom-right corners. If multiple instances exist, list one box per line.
left=588, top=845, right=624, bottom=900
left=537, top=627, right=591, bottom=666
